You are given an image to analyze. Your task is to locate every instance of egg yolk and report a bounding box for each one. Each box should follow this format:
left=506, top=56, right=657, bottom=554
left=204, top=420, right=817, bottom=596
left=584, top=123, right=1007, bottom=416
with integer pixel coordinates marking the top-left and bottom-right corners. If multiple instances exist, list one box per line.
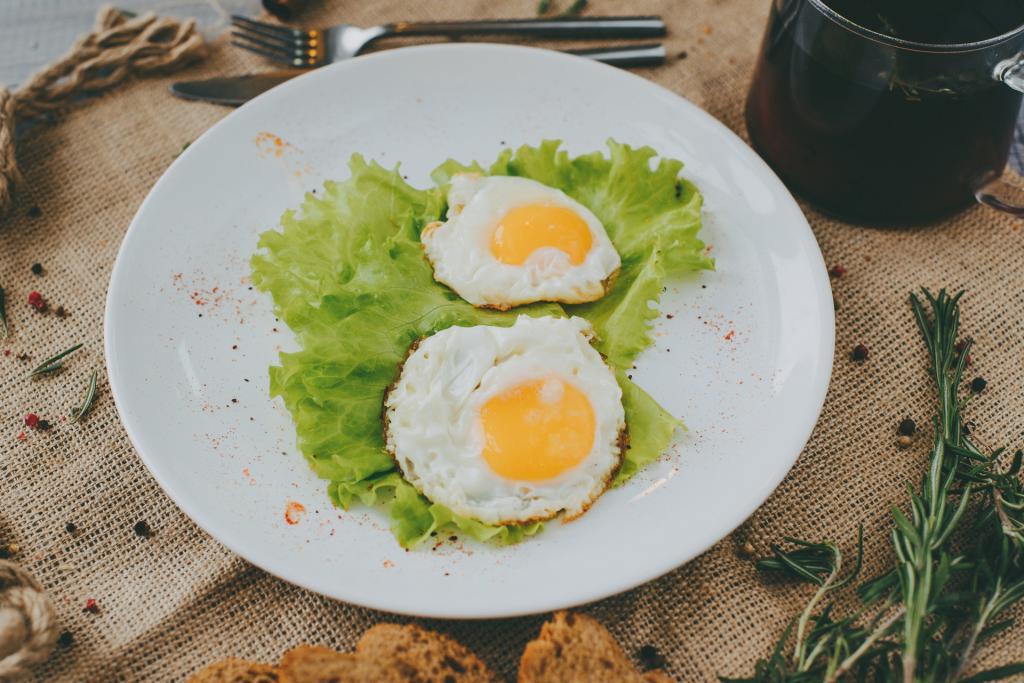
left=490, top=204, right=593, bottom=265
left=480, top=378, right=596, bottom=481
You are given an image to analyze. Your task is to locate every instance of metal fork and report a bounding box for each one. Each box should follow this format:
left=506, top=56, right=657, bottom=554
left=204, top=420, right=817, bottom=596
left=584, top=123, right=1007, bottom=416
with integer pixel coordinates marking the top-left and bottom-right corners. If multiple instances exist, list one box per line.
left=231, top=15, right=667, bottom=68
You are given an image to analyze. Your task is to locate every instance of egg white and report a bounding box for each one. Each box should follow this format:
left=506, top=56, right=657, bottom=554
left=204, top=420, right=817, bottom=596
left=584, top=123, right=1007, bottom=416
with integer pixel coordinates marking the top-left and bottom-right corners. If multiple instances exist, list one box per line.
left=383, top=315, right=626, bottom=525
left=421, top=174, right=621, bottom=309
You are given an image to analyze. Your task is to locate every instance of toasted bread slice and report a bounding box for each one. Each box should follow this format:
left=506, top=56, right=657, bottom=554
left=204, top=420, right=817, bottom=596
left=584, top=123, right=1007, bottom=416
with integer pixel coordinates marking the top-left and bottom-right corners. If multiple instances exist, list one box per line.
left=186, top=658, right=280, bottom=683
left=280, top=625, right=495, bottom=682
left=279, top=645, right=408, bottom=682
left=356, top=624, right=494, bottom=681
left=518, top=612, right=674, bottom=683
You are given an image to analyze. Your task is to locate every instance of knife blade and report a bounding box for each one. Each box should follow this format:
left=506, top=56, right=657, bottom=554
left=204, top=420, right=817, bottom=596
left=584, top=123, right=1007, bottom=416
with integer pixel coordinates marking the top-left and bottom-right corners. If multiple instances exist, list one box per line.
left=171, top=45, right=666, bottom=106
left=170, top=71, right=306, bottom=106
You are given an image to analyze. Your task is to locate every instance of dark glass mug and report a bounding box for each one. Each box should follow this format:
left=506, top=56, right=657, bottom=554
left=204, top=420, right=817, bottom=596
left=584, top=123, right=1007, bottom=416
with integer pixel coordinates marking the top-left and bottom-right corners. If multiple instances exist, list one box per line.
left=746, top=0, right=1024, bottom=224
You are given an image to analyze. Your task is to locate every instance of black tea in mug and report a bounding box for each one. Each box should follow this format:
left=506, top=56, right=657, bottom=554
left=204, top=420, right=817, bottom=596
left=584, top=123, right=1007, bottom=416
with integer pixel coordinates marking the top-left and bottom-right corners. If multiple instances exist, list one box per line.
left=746, top=0, right=1024, bottom=223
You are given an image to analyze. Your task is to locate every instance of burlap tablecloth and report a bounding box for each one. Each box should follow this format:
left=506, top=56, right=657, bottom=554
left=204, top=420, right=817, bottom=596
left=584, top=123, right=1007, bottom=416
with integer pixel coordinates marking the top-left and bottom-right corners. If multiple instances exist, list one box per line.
left=2, top=1, right=1023, bottom=680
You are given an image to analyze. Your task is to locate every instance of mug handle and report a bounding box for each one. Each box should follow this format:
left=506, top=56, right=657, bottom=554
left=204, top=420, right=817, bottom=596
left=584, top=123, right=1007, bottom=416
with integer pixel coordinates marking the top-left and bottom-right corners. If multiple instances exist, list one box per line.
left=979, top=56, right=1024, bottom=215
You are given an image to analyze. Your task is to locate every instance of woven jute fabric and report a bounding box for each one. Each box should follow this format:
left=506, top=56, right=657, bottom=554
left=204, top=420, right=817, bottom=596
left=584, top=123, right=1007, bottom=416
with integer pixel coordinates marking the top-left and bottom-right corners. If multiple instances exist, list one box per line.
left=2, top=1, right=1023, bottom=680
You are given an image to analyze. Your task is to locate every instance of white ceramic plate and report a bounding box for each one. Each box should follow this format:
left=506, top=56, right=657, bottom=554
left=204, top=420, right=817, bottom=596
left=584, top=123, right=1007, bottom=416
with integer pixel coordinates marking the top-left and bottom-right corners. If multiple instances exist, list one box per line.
left=106, top=44, right=833, bottom=619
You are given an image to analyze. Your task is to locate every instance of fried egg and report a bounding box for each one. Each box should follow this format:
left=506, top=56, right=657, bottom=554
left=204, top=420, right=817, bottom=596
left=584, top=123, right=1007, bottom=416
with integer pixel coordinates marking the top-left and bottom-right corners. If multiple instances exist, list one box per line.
left=383, top=315, right=626, bottom=525
left=421, top=174, right=621, bottom=309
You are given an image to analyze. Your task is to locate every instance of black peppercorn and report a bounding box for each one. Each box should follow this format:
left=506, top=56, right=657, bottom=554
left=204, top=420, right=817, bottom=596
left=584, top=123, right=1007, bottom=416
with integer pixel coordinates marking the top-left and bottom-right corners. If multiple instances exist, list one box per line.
left=133, top=520, right=152, bottom=538
left=851, top=344, right=869, bottom=361
left=971, top=377, right=987, bottom=393
left=57, top=631, right=74, bottom=648
left=898, top=419, right=916, bottom=436
left=638, top=644, right=666, bottom=670
left=30, top=263, right=43, bottom=275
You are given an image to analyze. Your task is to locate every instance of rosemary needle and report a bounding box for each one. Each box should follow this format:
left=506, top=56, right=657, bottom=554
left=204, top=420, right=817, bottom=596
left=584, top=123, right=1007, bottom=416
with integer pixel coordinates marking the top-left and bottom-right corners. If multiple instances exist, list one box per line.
left=28, top=343, right=83, bottom=377
left=0, top=286, right=7, bottom=339
left=71, top=369, right=97, bottom=422
left=559, top=0, right=587, bottom=17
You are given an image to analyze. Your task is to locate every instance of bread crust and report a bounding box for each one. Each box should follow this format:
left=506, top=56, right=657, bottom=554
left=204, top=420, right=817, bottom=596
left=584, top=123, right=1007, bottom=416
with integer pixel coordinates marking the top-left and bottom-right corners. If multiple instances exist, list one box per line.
left=518, top=611, right=675, bottom=683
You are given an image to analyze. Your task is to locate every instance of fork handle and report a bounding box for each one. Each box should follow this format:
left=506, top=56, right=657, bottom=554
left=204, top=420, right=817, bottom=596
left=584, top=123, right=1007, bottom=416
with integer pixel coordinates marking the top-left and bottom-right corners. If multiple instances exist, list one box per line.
left=383, top=16, right=667, bottom=40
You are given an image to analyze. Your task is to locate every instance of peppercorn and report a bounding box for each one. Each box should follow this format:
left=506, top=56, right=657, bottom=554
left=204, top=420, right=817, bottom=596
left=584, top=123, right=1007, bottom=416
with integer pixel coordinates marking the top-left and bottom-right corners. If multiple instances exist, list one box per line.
left=898, top=419, right=916, bottom=436
left=37, top=419, right=51, bottom=431
left=638, top=644, right=666, bottom=670
left=0, top=543, right=18, bottom=559
left=55, top=306, right=66, bottom=318
left=133, top=520, right=152, bottom=538
left=971, top=377, right=987, bottom=393
left=851, top=344, right=869, bottom=361
left=829, top=264, right=846, bottom=278
left=741, top=541, right=755, bottom=556
left=897, top=435, right=913, bottom=449
left=57, top=631, right=74, bottom=648
left=27, top=206, right=41, bottom=218
left=30, top=263, right=43, bottom=275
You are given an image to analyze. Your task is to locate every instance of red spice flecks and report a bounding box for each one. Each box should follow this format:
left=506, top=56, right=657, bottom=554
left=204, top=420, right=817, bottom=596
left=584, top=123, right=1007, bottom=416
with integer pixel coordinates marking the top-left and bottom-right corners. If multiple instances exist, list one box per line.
left=3, top=350, right=9, bottom=356
left=16, top=431, right=26, bottom=442
left=83, top=598, right=100, bottom=614
left=829, top=264, right=846, bottom=278
left=724, top=330, right=735, bottom=341
left=24, top=413, right=39, bottom=428
left=27, top=291, right=45, bottom=310
left=284, top=501, right=306, bottom=525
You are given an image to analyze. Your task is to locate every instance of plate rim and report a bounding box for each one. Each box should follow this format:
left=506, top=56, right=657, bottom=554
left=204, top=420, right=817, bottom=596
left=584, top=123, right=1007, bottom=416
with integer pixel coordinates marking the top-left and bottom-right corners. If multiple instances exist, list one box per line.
left=104, top=42, right=835, bottom=618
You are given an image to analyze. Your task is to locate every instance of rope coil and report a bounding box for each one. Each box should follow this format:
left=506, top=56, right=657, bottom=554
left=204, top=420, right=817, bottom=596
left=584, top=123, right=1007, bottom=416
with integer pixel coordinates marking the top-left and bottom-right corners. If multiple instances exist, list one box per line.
left=0, top=4, right=205, bottom=214
left=0, top=560, right=58, bottom=679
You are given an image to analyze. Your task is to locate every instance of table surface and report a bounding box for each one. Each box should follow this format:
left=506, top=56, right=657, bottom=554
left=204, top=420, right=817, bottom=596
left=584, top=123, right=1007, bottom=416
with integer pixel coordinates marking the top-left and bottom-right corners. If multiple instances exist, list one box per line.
left=3, top=2, right=1024, bottom=681
left=5, top=0, right=1024, bottom=174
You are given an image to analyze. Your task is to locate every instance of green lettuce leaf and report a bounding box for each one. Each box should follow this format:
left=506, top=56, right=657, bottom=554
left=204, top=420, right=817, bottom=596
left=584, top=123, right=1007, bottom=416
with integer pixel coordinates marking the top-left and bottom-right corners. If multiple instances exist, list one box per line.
left=252, top=141, right=709, bottom=547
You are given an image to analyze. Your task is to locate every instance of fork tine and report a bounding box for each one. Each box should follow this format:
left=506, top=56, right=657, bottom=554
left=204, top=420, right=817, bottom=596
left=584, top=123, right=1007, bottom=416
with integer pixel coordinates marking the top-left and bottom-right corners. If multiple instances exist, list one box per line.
left=231, top=29, right=294, bottom=54
left=233, top=32, right=320, bottom=64
left=231, top=20, right=303, bottom=46
left=230, top=15, right=308, bottom=42
left=231, top=38, right=307, bottom=67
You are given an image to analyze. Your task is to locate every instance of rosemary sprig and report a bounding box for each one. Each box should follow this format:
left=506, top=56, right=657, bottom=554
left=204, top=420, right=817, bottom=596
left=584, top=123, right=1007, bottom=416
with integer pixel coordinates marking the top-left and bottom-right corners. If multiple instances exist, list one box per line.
left=71, top=369, right=98, bottom=422
left=730, top=289, right=1024, bottom=683
left=0, top=285, right=7, bottom=339
left=28, top=343, right=83, bottom=377
left=756, top=529, right=866, bottom=678
left=897, top=290, right=975, bottom=680
left=536, top=0, right=551, bottom=15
